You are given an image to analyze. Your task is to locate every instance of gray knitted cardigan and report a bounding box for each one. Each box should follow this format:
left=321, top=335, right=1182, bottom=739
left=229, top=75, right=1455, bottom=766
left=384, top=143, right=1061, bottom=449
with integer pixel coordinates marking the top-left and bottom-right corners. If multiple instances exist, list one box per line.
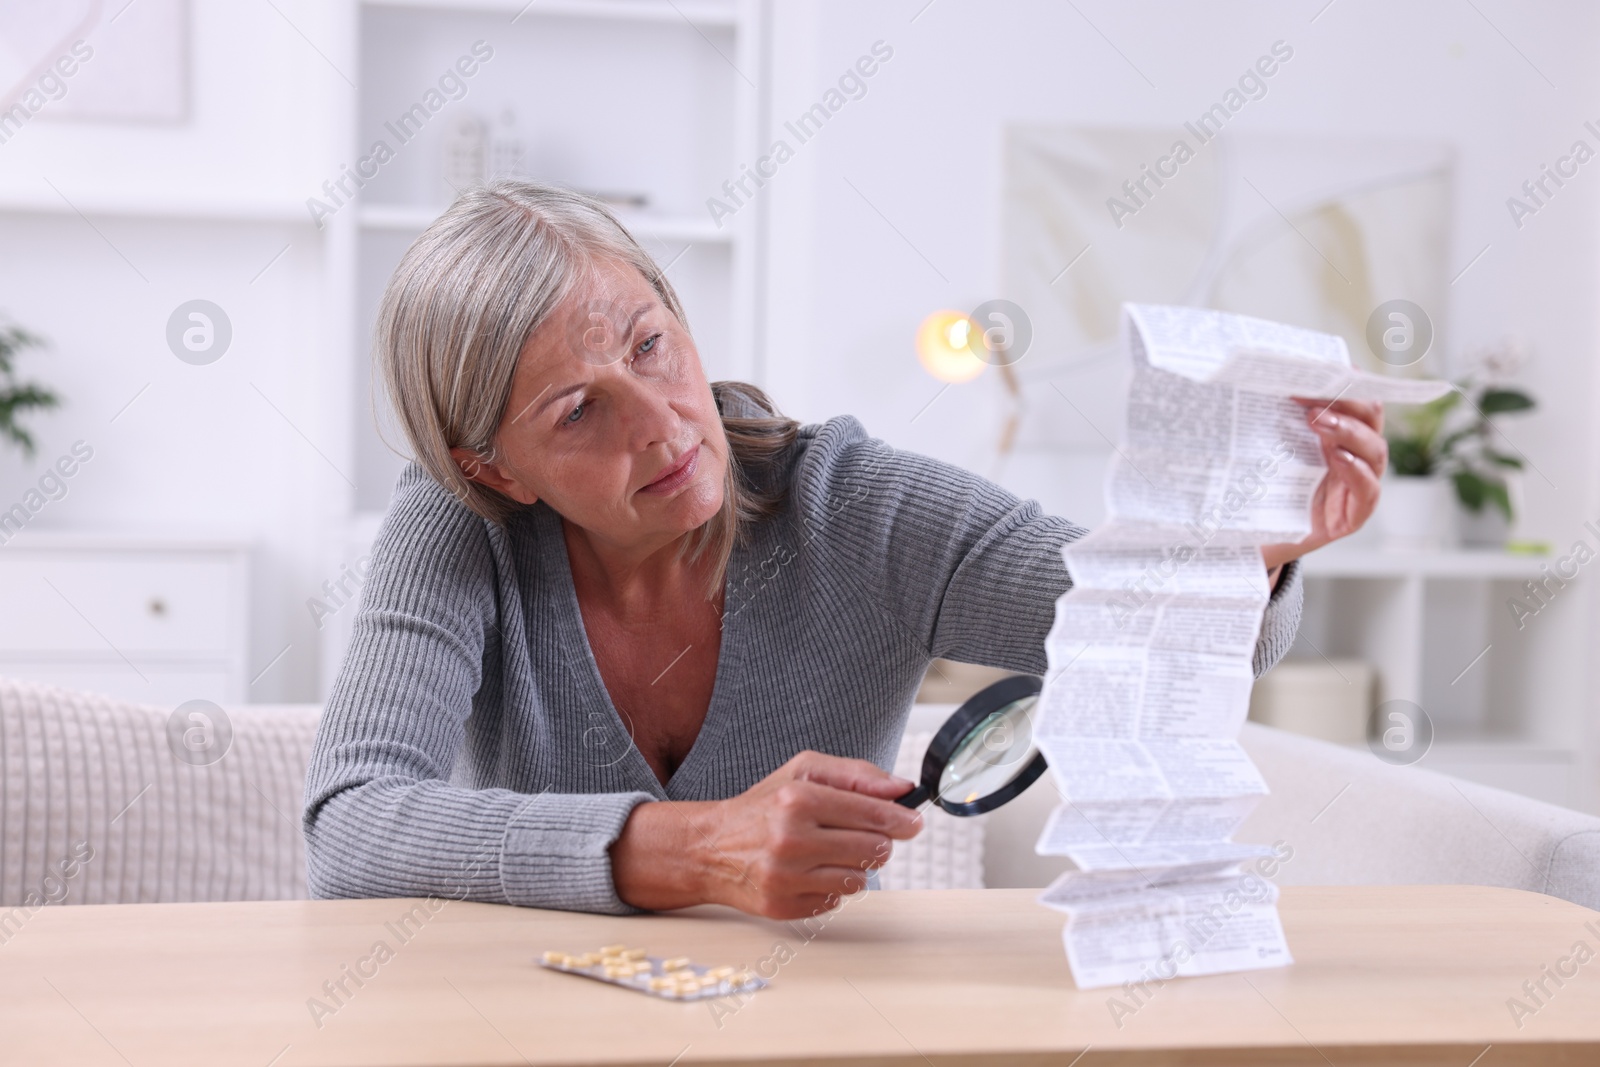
left=302, top=410, right=1303, bottom=914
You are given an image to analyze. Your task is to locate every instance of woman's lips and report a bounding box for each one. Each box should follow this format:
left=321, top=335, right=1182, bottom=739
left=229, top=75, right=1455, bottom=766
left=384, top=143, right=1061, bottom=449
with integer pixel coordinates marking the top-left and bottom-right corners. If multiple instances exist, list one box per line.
left=640, top=444, right=699, bottom=495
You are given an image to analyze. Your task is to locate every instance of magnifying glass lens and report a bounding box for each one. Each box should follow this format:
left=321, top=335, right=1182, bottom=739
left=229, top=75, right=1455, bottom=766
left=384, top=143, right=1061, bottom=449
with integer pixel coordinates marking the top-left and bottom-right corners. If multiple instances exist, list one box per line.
left=937, top=696, right=1039, bottom=805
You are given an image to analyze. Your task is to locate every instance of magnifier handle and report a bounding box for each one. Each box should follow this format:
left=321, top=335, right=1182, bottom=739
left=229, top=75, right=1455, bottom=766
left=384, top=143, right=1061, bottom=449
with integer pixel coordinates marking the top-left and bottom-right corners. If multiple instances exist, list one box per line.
left=894, top=783, right=930, bottom=809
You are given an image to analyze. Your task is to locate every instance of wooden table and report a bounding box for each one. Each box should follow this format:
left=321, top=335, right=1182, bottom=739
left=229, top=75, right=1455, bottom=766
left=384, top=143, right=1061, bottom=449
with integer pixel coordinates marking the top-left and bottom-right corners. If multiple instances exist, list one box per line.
left=2, top=886, right=1598, bottom=1066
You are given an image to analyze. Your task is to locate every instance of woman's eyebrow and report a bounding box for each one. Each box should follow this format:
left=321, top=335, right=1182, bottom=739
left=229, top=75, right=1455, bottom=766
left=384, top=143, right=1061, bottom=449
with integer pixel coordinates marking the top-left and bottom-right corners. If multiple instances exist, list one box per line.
left=620, top=302, right=653, bottom=339
left=526, top=382, right=585, bottom=422
left=507, top=382, right=559, bottom=426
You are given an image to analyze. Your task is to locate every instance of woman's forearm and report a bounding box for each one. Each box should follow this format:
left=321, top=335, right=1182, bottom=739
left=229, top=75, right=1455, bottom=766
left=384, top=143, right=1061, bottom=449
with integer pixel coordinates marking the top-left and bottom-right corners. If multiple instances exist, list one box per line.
left=610, top=752, right=922, bottom=920
left=610, top=800, right=718, bottom=911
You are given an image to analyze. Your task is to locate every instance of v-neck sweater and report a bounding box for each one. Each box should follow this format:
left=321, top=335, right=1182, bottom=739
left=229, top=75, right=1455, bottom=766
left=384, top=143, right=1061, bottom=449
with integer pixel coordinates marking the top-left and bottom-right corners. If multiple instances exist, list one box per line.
left=302, top=412, right=1304, bottom=914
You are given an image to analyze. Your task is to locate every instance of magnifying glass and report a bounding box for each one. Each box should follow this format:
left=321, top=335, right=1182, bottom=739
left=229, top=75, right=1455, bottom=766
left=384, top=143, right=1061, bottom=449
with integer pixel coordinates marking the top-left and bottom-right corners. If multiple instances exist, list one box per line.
left=895, top=674, right=1047, bottom=816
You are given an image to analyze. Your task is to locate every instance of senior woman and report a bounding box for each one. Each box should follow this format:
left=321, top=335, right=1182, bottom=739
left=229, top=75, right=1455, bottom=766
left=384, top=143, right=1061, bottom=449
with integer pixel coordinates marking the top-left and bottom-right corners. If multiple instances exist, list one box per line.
left=302, top=180, right=1387, bottom=921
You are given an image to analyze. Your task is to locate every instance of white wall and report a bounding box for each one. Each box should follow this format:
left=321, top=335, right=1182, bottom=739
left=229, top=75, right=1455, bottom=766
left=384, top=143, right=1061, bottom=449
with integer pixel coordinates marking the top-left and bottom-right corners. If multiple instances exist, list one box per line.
left=755, top=0, right=1600, bottom=765
left=761, top=1, right=1599, bottom=533
left=4, top=0, right=1598, bottom=723
left=0, top=0, right=353, bottom=701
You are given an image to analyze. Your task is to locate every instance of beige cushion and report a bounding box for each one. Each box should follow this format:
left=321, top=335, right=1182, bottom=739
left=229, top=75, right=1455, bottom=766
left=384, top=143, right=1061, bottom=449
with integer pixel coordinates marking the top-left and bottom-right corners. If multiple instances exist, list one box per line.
left=878, top=722, right=985, bottom=890
left=0, top=676, right=318, bottom=908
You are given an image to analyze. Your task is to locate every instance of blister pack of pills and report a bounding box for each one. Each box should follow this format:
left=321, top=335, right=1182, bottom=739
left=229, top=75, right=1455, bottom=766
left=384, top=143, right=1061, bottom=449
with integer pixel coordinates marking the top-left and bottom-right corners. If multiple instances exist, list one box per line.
left=539, top=944, right=768, bottom=1001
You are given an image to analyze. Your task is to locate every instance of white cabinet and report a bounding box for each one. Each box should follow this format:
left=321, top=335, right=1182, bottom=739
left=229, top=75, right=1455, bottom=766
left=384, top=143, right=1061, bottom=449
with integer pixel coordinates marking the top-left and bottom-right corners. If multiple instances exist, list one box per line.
left=0, top=535, right=250, bottom=708
left=1295, top=547, right=1593, bottom=812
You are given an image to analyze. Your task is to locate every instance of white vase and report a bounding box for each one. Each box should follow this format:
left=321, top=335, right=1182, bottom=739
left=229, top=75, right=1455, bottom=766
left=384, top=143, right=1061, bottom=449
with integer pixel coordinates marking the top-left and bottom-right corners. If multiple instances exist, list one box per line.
left=1458, top=505, right=1511, bottom=548
left=1456, top=470, right=1520, bottom=549
left=1378, top=475, right=1455, bottom=551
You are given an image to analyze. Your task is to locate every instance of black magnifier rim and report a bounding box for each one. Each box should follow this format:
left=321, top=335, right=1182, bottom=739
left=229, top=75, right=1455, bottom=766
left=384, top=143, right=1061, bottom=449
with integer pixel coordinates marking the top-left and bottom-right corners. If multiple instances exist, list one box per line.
left=920, top=674, right=1047, bottom=817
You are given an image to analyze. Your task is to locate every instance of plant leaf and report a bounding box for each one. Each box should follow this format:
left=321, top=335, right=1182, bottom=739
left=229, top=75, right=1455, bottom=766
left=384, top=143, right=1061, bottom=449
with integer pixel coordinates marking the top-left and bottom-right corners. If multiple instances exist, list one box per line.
left=1388, top=436, right=1435, bottom=477
left=1437, top=427, right=1480, bottom=454
left=1452, top=469, right=1488, bottom=512
left=1479, top=388, right=1535, bottom=415
left=1485, top=479, right=1513, bottom=520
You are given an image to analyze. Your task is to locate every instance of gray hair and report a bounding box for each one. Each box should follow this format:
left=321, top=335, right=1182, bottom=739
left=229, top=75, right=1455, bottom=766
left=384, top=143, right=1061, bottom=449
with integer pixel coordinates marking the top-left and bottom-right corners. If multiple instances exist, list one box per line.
left=373, top=179, right=796, bottom=594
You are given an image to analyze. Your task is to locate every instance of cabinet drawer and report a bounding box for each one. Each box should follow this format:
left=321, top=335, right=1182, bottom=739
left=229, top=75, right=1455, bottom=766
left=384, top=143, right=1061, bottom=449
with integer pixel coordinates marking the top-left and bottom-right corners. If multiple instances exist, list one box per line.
left=0, top=555, right=240, bottom=656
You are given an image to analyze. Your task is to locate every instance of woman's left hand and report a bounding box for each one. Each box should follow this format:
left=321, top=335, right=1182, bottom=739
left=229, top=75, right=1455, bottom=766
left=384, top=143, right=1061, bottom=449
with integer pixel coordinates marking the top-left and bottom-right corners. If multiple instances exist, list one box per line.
left=1261, top=397, right=1388, bottom=574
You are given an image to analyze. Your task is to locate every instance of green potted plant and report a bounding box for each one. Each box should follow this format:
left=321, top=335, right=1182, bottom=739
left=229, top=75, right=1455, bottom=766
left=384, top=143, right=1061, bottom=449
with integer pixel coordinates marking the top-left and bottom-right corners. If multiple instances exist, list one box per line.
left=1382, top=341, right=1536, bottom=550
left=1444, top=378, right=1534, bottom=547
left=0, top=318, right=58, bottom=456
left=1381, top=390, right=1458, bottom=550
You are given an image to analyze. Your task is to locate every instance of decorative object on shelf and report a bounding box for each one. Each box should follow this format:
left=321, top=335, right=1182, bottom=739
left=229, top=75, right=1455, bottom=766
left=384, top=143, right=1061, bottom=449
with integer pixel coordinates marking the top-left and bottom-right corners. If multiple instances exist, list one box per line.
left=442, top=116, right=487, bottom=192
left=1248, top=659, right=1374, bottom=745
left=0, top=317, right=59, bottom=456
left=1450, top=340, right=1537, bottom=548
left=583, top=189, right=650, bottom=210
left=1376, top=472, right=1454, bottom=551
left=1382, top=347, right=1537, bottom=551
left=488, top=107, right=526, bottom=178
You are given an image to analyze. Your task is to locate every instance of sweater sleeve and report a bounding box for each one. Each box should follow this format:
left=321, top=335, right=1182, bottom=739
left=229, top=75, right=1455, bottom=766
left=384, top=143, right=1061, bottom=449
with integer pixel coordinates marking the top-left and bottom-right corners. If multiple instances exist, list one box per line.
left=300, top=466, right=655, bottom=914
left=791, top=415, right=1303, bottom=679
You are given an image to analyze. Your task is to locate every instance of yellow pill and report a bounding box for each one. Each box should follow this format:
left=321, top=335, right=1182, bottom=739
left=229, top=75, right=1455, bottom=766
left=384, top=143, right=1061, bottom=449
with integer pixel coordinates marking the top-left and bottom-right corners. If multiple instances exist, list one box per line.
left=600, top=943, right=627, bottom=954
left=541, top=950, right=566, bottom=965
left=622, top=948, right=647, bottom=960
left=574, top=953, right=600, bottom=967
left=965, top=791, right=979, bottom=803
left=707, top=966, right=735, bottom=979
left=661, top=956, right=690, bottom=971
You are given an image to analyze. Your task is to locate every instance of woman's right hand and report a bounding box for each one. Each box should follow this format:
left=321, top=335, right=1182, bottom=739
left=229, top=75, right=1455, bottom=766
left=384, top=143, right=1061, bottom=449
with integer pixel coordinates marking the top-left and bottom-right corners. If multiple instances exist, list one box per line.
left=611, top=751, right=924, bottom=920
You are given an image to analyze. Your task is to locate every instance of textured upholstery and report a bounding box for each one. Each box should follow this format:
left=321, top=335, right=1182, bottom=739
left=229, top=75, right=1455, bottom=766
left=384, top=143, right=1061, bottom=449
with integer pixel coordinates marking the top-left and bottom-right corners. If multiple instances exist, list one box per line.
left=981, top=717, right=1600, bottom=912
left=0, top=677, right=317, bottom=909
left=878, top=717, right=985, bottom=890
left=1235, top=724, right=1600, bottom=911
left=5, top=682, right=1596, bottom=911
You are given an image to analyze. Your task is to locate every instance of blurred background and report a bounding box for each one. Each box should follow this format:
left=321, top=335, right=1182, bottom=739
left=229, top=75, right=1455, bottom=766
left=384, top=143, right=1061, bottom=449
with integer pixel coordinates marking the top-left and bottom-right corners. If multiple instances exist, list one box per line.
left=0, top=0, right=1593, bottom=812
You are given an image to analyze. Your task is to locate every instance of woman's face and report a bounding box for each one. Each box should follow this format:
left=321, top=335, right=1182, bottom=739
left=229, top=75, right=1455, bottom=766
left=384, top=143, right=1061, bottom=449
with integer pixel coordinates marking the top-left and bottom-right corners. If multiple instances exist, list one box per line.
left=453, top=256, right=728, bottom=554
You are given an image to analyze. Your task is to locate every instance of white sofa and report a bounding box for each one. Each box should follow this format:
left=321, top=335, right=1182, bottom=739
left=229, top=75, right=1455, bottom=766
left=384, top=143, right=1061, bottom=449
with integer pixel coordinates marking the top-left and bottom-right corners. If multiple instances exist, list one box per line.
left=2, top=679, right=1597, bottom=911
left=972, top=719, right=1600, bottom=909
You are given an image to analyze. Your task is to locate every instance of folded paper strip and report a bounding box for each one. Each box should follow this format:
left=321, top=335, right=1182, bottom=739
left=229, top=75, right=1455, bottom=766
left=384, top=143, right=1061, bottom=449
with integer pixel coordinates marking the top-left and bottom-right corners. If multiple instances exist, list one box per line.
left=1034, top=303, right=1450, bottom=989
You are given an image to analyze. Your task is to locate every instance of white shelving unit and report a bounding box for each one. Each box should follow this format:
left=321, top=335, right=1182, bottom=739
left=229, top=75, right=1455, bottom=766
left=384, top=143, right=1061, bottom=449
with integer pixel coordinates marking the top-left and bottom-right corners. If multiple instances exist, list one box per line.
left=347, top=0, right=768, bottom=511
left=1294, top=546, right=1593, bottom=810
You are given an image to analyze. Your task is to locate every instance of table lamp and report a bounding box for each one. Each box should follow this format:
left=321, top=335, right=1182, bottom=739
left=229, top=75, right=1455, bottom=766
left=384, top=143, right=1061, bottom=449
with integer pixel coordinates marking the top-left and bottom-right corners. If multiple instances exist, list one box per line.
left=915, top=310, right=986, bottom=383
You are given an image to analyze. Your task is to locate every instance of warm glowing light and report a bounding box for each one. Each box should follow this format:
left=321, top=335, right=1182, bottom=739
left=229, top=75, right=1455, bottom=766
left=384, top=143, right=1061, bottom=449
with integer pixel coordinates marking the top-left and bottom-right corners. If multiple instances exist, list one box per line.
left=917, top=310, right=985, bottom=383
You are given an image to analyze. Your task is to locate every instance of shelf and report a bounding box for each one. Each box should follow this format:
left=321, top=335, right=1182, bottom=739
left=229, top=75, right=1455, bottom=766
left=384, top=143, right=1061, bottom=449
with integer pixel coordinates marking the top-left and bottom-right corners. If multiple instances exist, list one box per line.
left=361, top=0, right=739, bottom=28
left=358, top=202, right=732, bottom=243
left=1, top=530, right=253, bottom=553
left=0, top=193, right=314, bottom=225
left=1299, top=547, right=1550, bottom=579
